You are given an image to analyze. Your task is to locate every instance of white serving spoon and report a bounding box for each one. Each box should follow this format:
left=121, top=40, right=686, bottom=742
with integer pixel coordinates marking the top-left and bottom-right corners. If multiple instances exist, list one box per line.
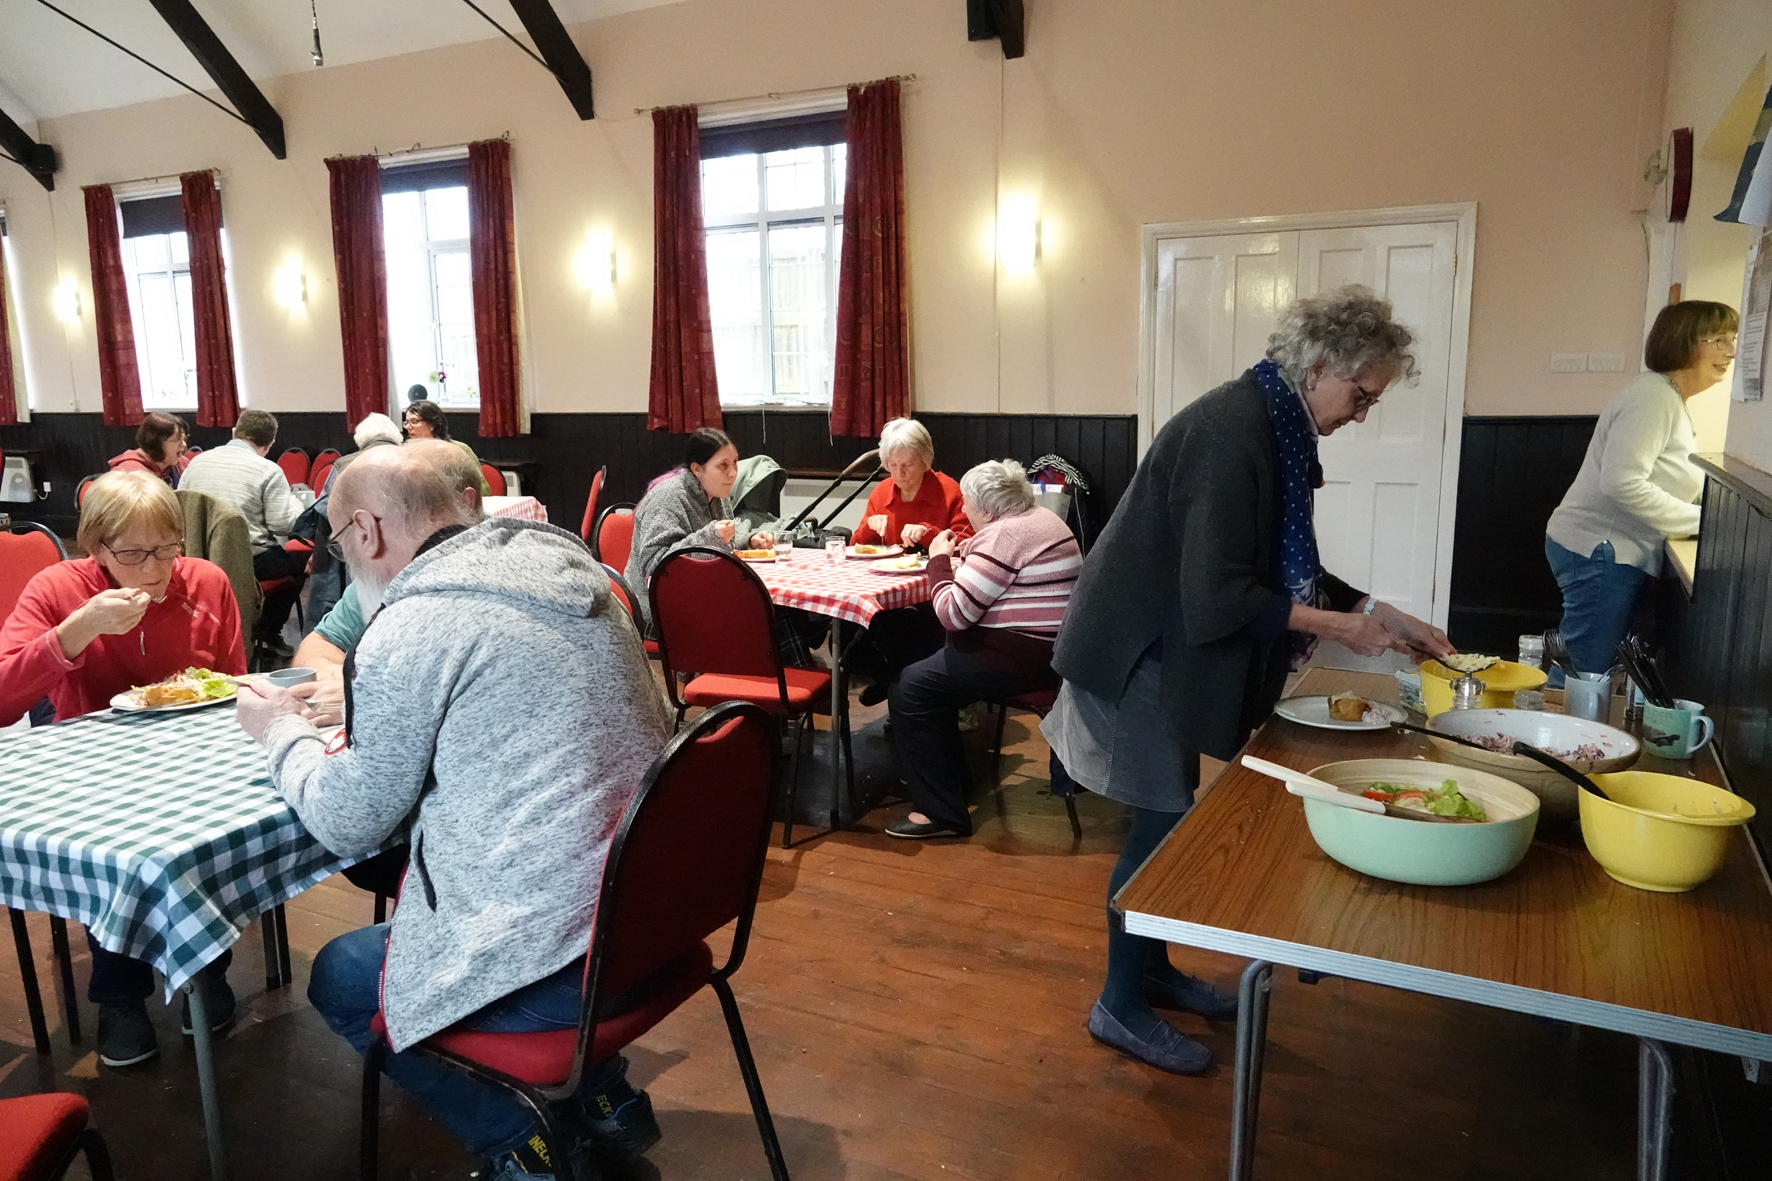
left=1241, top=756, right=1384, bottom=814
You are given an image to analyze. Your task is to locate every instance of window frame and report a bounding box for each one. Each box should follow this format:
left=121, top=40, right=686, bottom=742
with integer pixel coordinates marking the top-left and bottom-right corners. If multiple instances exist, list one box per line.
left=118, top=196, right=199, bottom=413
left=380, top=157, right=479, bottom=413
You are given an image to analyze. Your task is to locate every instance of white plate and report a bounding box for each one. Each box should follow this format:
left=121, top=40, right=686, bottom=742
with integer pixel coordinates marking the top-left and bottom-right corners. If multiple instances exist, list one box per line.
left=868, top=556, right=928, bottom=574
left=1273, top=695, right=1405, bottom=731
left=847, top=545, right=903, bottom=560
left=111, top=689, right=237, bottom=714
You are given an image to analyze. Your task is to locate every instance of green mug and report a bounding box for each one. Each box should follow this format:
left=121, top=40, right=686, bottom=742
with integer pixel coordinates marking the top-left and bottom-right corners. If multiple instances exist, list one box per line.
left=1640, top=698, right=1714, bottom=761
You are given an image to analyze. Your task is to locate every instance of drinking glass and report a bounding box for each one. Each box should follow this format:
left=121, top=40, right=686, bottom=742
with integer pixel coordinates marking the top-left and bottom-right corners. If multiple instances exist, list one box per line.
left=825, top=537, right=845, bottom=564
left=775, top=536, right=794, bottom=562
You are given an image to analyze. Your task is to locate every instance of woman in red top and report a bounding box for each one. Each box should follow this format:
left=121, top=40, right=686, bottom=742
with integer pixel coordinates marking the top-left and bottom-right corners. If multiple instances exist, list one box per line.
left=105, top=412, right=189, bottom=488
left=849, top=418, right=972, bottom=547
left=0, top=470, right=246, bottom=1069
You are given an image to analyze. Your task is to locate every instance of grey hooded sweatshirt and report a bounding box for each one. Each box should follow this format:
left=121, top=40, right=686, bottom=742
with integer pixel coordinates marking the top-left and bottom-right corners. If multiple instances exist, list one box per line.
left=261, top=517, right=670, bottom=1051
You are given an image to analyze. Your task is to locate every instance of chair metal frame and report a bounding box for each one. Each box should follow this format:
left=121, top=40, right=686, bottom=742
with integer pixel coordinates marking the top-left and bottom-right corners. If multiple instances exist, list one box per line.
left=359, top=701, right=789, bottom=1181
left=5, top=518, right=68, bottom=560
left=987, top=690, right=1081, bottom=840
left=591, top=502, right=636, bottom=568
left=579, top=466, right=607, bottom=544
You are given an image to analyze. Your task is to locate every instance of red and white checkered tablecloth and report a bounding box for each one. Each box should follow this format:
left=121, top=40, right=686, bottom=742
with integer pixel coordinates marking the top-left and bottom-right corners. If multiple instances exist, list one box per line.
left=484, top=495, right=548, bottom=522
left=750, top=552, right=930, bottom=628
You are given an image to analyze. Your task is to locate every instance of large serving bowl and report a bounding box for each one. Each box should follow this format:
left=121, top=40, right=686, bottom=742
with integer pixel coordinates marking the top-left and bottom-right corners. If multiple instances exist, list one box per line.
left=1425, top=709, right=1639, bottom=822
left=1301, top=759, right=1541, bottom=886
left=1418, top=659, right=1548, bottom=716
left=1580, top=771, right=1757, bottom=892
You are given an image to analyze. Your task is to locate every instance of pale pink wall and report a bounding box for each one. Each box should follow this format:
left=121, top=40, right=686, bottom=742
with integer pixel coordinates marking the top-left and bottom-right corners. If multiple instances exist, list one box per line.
left=0, top=0, right=1675, bottom=421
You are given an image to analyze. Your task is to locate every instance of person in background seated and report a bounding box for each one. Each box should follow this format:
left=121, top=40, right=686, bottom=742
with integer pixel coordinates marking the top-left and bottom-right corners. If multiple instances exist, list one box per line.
left=849, top=417, right=972, bottom=548
left=403, top=399, right=493, bottom=496
left=107, top=412, right=189, bottom=488
left=178, top=409, right=310, bottom=656
left=306, top=413, right=409, bottom=624
left=319, top=412, right=404, bottom=495
left=0, top=471, right=246, bottom=1068
left=235, top=447, right=669, bottom=1181
left=885, top=460, right=1082, bottom=839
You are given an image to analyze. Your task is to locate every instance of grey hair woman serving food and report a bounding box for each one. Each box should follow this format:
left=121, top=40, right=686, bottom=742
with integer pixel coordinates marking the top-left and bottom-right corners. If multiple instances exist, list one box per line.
left=1043, top=286, right=1455, bottom=1075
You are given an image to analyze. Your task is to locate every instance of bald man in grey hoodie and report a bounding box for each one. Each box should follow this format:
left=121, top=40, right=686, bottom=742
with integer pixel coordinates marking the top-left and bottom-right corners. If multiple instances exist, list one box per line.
left=236, top=447, right=670, bottom=1180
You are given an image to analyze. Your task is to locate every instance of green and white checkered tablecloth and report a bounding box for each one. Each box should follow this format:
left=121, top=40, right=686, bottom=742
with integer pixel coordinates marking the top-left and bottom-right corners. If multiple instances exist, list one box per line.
left=0, top=703, right=359, bottom=998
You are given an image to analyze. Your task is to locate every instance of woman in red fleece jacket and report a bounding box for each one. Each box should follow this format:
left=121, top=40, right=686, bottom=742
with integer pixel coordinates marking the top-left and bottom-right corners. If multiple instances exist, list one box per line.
left=0, top=471, right=246, bottom=1068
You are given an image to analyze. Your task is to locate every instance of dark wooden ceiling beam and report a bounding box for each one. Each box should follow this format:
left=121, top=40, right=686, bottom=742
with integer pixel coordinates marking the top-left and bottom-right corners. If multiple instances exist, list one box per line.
left=146, top=0, right=286, bottom=158
left=505, top=0, right=596, bottom=120
left=967, top=0, right=1025, bottom=59
left=0, top=103, right=57, bottom=191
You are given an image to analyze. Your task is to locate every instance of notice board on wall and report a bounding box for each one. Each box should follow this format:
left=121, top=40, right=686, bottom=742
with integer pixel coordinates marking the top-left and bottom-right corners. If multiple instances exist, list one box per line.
left=1735, top=222, right=1772, bottom=402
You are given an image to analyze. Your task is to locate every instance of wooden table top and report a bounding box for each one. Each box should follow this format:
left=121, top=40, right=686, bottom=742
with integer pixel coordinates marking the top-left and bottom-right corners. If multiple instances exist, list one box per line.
left=1116, top=669, right=1772, bottom=1059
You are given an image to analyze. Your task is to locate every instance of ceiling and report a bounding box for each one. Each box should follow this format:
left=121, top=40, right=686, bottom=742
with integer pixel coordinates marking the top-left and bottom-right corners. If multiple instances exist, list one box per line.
left=0, top=0, right=683, bottom=126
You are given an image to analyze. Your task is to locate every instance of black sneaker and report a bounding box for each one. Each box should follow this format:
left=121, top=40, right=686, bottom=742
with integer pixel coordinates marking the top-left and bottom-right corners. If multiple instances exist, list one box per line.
left=565, top=1089, right=661, bottom=1164
left=255, top=636, right=295, bottom=659
left=97, top=1001, right=160, bottom=1067
left=179, top=972, right=237, bottom=1036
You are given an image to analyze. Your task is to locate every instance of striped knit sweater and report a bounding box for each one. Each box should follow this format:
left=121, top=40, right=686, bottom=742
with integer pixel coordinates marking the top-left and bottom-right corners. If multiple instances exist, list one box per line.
left=927, top=505, right=1081, bottom=635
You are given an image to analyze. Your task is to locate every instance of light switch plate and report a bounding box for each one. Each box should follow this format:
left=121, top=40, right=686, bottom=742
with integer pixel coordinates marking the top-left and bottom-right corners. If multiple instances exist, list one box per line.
left=1551, top=353, right=1588, bottom=373
left=1587, top=353, right=1627, bottom=372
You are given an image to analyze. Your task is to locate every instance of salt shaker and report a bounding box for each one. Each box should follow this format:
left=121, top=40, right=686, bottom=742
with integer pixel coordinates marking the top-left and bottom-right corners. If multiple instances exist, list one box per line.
left=1450, top=673, right=1484, bottom=710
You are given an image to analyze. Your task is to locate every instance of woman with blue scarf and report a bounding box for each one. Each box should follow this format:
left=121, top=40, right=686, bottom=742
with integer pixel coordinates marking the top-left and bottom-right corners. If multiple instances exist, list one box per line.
left=1042, top=287, right=1454, bottom=1074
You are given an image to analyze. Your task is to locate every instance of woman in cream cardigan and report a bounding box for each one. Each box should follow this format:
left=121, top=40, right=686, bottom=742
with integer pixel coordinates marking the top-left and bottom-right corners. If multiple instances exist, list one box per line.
left=1545, top=301, right=1738, bottom=678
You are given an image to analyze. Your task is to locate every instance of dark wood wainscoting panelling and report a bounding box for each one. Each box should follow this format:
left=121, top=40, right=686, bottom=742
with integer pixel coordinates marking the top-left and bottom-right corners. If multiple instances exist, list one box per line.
left=2, top=410, right=1138, bottom=543
left=1447, top=415, right=1597, bottom=654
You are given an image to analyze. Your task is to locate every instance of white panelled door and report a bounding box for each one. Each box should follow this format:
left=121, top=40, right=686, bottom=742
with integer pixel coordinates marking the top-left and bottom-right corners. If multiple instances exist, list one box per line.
left=1146, top=217, right=1462, bottom=630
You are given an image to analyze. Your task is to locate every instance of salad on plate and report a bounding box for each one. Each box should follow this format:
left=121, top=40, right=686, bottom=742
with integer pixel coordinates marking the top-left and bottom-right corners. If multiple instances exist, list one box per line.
left=1359, top=779, right=1487, bottom=822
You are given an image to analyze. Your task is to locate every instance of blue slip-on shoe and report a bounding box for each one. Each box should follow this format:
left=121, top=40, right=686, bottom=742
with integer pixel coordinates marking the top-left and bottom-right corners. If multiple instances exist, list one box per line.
left=1145, top=971, right=1240, bottom=1021
left=1087, top=1000, right=1212, bottom=1074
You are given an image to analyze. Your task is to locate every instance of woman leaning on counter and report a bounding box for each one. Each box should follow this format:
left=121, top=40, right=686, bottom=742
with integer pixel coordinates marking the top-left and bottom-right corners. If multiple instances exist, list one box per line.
left=1043, top=287, right=1455, bottom=1075
left=1544, top=300, right=1738, bottom=680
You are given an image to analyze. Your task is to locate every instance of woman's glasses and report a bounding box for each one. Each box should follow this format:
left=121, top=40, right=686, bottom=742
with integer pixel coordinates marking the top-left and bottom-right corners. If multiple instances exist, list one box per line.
left=1700, top=335, right=1738, bottom=353
left=1349, top=380, right=1385, bottom=411
left=103, top=542, right=182, bottom=566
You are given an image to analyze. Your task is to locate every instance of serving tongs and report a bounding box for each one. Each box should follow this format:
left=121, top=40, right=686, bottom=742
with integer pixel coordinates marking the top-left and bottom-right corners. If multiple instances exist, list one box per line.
left=1240, top=755, right=1476, bottom=823
left=1389, top=719, right=1613, bottom=801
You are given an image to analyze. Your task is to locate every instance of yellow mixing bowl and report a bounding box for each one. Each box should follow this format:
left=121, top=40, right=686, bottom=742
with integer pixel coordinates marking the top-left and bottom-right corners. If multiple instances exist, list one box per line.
left=1418, top=659, right=1548, bottom=717
left=1579, top=771, right=1757, bottom=892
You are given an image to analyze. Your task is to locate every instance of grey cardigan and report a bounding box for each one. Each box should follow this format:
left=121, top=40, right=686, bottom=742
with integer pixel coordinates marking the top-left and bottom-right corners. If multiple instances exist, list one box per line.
left=625, top=467, right=734, bottom=631
left=1052, top=371, right=1363, bottom=761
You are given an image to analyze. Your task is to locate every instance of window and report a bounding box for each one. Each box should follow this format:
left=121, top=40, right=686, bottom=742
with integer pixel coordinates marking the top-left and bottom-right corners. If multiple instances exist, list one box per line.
left=702, top=123, right=847, bottom=409
left=383, top=160, right=478, bottom=410
left=119, top=195, right=197, bottom=411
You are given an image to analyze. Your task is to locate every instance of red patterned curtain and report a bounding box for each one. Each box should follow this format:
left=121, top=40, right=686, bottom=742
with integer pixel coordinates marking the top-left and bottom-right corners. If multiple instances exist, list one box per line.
left=179, top=172, right=239, bottom=429
left=82, top=185, right=143, bottom=427
left=0, top=226, right=17, bottom=425
left=647, top=106, right=722, bottom=434
left=831, top=79, right=909, bottom=438
left=468, top=139, right=522, bottom=438
left=326, top=156, right=389, bottom=426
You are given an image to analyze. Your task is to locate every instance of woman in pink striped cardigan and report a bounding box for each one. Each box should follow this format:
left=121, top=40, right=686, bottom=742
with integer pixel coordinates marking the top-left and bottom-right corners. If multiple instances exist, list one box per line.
left=885, top=460, right=1082, bottom=839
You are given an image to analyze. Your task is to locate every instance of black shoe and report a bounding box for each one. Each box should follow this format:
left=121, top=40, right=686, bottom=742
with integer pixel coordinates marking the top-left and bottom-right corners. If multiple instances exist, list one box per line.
left=1145, top=971, right=1240, bottom=1021
left=255, top=636, right=294, bottom=659
left=858, top=681, right=890, bottom=707
left=1087, top=1000, right=1212, bottom=1074
left=563, top=1088, right=662, bottom=1164
left=884, top=816, right=968, bottom=840
left=98, top=1001, right=160, bottom=1067
left=180, top=971, right=237, bottom=1036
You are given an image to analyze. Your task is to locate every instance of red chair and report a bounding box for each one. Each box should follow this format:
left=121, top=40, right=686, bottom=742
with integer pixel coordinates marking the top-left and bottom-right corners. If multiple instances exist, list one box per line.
left=310, top=448, right=343, bottom=494
left=650, top=547, right=851, bottom=848
left=276, top=447, right=310, bottom=488
left=74, top=475, right=103, bottom=509
left=481, top=464, right=507, bottom=497
left=594, top=504, right=636, bottom=573
left=1, top=522, right=67, bottom=624
left=0, top=1092, right=116, bottom=1181
left=578, top=466, right=607, bottom=544
left=360, top=701, right=790, bottom=1181
left=600, top=563, right=657, bottom=656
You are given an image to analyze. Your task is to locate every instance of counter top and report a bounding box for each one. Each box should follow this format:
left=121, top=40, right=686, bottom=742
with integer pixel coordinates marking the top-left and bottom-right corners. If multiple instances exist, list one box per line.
left=1665, top=538, right=1697, bottom=595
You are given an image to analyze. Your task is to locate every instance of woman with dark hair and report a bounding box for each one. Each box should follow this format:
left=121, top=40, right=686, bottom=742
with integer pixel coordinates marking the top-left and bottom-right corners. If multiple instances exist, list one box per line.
left=403, top=400, right=492, bottom=496
left=107, top=412, right=189, bottom=487
left=1545, top=300, right=1738, bottom=678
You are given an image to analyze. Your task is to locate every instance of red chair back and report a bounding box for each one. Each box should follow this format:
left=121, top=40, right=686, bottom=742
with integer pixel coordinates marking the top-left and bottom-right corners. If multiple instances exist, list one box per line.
left=481, top=464, right=507, bottom=497
left=650, top=548, right=783, bottom=682
left=310, top=458, right=339, bottom=494
left=0, top=523, right=67, bottom=624
left=276, top=447, right=310, bottom=487
left=594, top=504, right=636, bottom=571
left=579, top=466, right=607, bottom=543
left=600, top=563, right=639, bottom=625
left=75, top=475, right=102, bottom=508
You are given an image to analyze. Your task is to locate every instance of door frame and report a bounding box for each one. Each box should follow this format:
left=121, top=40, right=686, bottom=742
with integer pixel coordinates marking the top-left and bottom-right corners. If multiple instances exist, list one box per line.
left=1136, top=202, right=1478, bottom=629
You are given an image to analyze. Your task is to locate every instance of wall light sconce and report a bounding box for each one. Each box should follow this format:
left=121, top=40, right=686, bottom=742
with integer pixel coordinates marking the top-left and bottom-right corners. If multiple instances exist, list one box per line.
left=575, top=229, right=616, bottom=296
left=51, top=280, right=81, bottom=323
left=998, top=198, right=1041, bottom=272
left=273, top=264, right=307, bottom=310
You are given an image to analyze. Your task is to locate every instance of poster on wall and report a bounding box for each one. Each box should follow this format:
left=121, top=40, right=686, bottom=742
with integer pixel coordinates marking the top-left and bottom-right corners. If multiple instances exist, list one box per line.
left=1735, top=223, right=1772, bottom=402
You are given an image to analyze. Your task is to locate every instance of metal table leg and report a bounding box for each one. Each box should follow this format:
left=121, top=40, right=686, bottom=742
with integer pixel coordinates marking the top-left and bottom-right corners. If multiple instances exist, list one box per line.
left=1638, top=1038, right=1675, bottom=1181
left=1230, top=960, right=1275, bottom=1181
left=7, top=908, right=51, bottom=1055
left=186, top=980, right=230, bottom=1181
left=830, top=618, right=845, bottom=831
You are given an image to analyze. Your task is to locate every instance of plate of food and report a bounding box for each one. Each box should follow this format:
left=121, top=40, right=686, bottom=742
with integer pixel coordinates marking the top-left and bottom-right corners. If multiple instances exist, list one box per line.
left=869, top=555, right=928, bottom=574
left=1273, top=692, right=1406, bottom=731
left=847, top=544, right=904, bottom=559
left=734, top=549, right=778, bottom=562
left=112, top=667, right=239, bottom=713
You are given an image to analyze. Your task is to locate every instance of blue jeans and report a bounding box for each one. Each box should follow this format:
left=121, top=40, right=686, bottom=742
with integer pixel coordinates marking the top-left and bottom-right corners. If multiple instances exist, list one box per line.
left=308, top=924, right=627, bottom=1157
left=1545, top=537, right=1648, bottom=683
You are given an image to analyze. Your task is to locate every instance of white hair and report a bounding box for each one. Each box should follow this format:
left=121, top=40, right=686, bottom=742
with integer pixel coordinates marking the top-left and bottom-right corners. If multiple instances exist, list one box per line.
left=353, top=412, right=404, bottom=450
left=878, top=417, right=934, bottom=468
left=959, top=459, right=1034, bottom=525
left=1265, top=286, right=1420, bottom=388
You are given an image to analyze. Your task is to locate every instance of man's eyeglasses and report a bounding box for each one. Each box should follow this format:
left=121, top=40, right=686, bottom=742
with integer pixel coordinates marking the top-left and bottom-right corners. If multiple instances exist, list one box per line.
left=103, top=542, right=182, bottom=566
left=326, top=513, right=382, bottom=561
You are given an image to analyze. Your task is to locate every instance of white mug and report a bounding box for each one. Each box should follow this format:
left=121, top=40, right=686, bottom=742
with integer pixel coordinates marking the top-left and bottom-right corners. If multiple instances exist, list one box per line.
left=1562, top=672, right=1610, bottom=722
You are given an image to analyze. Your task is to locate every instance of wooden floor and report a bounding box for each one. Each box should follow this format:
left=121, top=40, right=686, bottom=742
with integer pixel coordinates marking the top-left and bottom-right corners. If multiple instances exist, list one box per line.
left=0, top=705, right=1743, bottom=1180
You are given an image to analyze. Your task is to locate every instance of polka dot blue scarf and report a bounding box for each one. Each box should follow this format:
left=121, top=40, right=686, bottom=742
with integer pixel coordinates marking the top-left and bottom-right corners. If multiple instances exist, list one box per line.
left=1252, top=359, right=1322, bottom=656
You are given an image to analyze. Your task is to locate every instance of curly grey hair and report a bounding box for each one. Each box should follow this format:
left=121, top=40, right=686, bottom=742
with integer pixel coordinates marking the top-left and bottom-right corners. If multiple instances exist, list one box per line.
left=1265, top=286, right=1419, bottom=388
left=959, top=459, right=1035, bottom=524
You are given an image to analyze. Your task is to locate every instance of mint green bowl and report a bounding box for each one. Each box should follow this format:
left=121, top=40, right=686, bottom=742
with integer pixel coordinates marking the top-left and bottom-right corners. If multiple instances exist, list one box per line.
left=1300, top=759, right=1542, bottom=886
